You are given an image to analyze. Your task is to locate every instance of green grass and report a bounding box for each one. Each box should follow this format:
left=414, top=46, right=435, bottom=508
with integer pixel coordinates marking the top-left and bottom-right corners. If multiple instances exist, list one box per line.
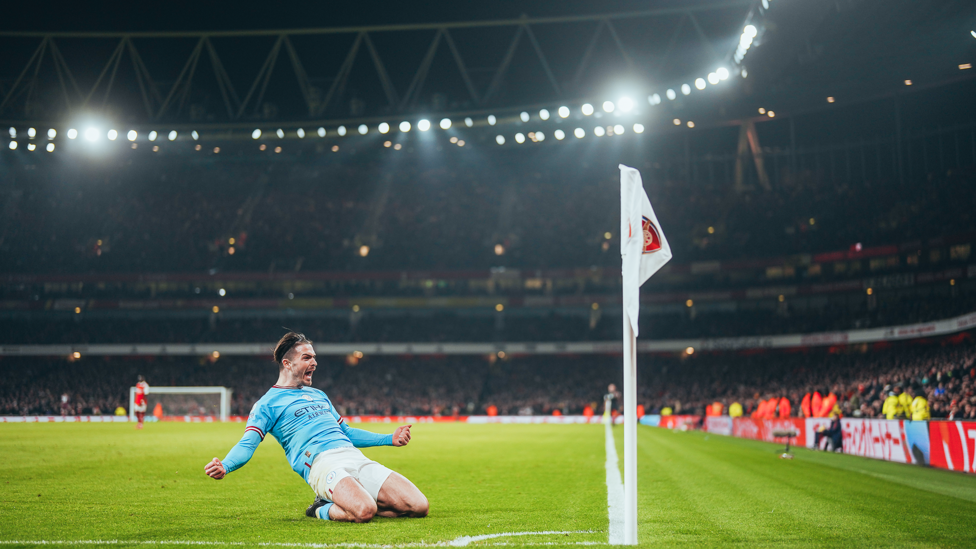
left=0, top=422, right=975, bottom=548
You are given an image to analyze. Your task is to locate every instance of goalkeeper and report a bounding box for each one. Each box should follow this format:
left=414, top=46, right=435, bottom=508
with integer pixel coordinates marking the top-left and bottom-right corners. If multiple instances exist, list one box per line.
left=204, top=332, right=428, bottom=522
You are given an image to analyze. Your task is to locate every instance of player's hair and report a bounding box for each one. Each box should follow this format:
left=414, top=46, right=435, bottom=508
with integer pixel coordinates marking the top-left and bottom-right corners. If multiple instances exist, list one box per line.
left=273, top=331, right=312, bottom=368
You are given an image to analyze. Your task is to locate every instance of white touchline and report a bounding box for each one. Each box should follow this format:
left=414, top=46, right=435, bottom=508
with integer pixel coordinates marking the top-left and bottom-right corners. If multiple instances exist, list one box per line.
left=0, top=532, right=601, bottom=549
left=604, top=422, right=625, bottom=545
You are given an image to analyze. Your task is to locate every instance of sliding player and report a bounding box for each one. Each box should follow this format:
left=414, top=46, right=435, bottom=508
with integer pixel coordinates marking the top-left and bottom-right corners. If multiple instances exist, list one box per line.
left=134, top=375, right=149, bottom=429
left=203, top=332, right=428, bottom=523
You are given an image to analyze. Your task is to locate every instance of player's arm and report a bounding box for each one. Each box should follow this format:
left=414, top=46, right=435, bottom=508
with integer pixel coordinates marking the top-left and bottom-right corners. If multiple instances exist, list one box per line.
left=325, top=396, right=409, bottom=447
left=205, top=403, right=271, bottom=480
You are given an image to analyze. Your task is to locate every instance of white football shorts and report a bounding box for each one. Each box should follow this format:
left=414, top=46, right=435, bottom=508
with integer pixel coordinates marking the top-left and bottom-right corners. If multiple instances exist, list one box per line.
left=308, top=446, right=393, bottom=503
left=133, top=402, right=147, bottom=413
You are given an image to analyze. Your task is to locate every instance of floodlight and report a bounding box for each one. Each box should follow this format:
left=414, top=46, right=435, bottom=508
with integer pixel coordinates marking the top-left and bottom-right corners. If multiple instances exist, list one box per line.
left=191, top=130, right=199, bottom=140
left=695, top=78, right=706, bottom=90
left=717, top=67, right=730, bottom=80
left=554, top=129, right=565, bottom=140
left=707, top=73, right=719, bottom=85
left=399, top=121, right=411, bottom=132
left=744, top=25, right=757, bottom=37
left=613, top=124, right=624, bottom=134
left=649, top=93, right=661, bottom=105
left=84, top=128, right=100, bottom=141
left=378, top=123, right=390, bottom=134
left=27, top=128, right=36, bottom=138
left=487, top=115, right=497, bottom=125
left=514, top=133, right=525, bottom=144
left=633, top=123, right=645, bottom=133
left=148, top=131, right=157, bottom=141
left=317, top=127, right=326, bottom=137
left=536, top=131, right=545, bottom=141
left=358, top=124, right=368, bottom=135
left=539, top=109, right=550, bottom=120
left=682, top=84, right=692, bottom=95
left=581, top=103, right=594, bottom=115
left=46, top=143, right=55, bottom=152
left=338, top=125, right=347, bottom=136
left=495, top=135, right=505, bottom=145
left=464, top=117, right=474, bottom=127
left=168, top=131, right=177, bottom=141
left=517, top=111, right=528, bottom=122
left=297, top=128, right=306, bottom=138
left=47, top=128, right=56, bottom=139
left=574, top=128, right=585, bottom=138
left=417, top=119, right=431, bottom=131
left=439, top=118, right=451, bottom=130
left=127, top=130, right=137, bottom=141
left=666, top=89, right=676, bottom=100
left=66, top=128, right=77, bottom=139
left=594, top=126, right=606, bottom=137
left=8, top=141, right=16, bottom=150
left=252, top=129, right=262, bottom=139
left=276, top=128, right=284, bottom=138
left=27, top=143, right=36, bottom=151
left=558, top=106, right=570, bottom=118
left=618, top=97, right=634, bottom=112
left=7, top=127, right=14, bottom=138
left=602, top=101, right=615, bottom=113
left=107, top=129, right=118, bottom=140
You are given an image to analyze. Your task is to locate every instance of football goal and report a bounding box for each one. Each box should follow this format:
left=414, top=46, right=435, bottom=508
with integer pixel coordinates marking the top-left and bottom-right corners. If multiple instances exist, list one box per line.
left=129, top=386, right=233, bottom=421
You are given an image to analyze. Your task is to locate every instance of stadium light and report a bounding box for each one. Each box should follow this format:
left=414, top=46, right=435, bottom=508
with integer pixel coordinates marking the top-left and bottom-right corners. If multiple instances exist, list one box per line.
left=27, top=143, right=36, bottom=151
left=8, top=141, right=16, bottom=150
left=399, top=121, right=411, bottom=132
left=359, top=245, right=369, bottom=257
left=84, top=127, right=100, bottom=142
left=148, top=131, right=157, bottom=141
left=191, top=131, right=199, bottom=140
left=574, top=127, right=585, bottom=138
left=695, top=78, right=706, bottom=90
left=495, top=135, right=505, bottom=145
left=681, top=84, right=692, bottom=95
left=633, top=123, right=644, bottom=133
left=218, top=288, right=226, bottom=296
left=358, top=124, right=368, bottom=135
left=539, top=109, right=550, bottom=121
left=317, top=127, right=326, bottom=137
left=594, top=126, right=606, bottom=137
left=687, top=121, right=696, bottom=128
left=717, top=67, right=730, bottom=80
left=707, top=73, right=719, bottom=85
left=520, top=111, right=530, bottom=122
left=107, top=129, right=118, bottom=141
left=338, top=125, right=347, bottom=136
left=554, top=129, right=565, bottom=140
left=741, top=68, right=749, bottom=78
left=487, top=115, right=497, bottom=126
left=666, top=89, right=676, bottom=100
left=464, top=117, right=474, bottom=127
left=515, top=133, right=525, bottom=144
left=613, top=124, right=624, bottom=134
left=7, top=127, right=14, bottom=138
left=972, top=30, right=976, bottom=39
left=602, top=100, right=615, bottom=113
left=27, top=127, right=36, bottom=138
left=251, top=129, right=262, bottom=139
left=648, top=93, right=661, bottom=106
left=417, top=119, right=431, bottom=131
left=439, top=118, right=451, bottom=130
left=558, top=106, right=570, bottom=118
left=168, top=131, right=177, bottom=141
left=67, top=128, right=78, bottom=139
left=297, top=128, right=306, bottom=138
left=744, top=24, right=758, bottom=37
left=378, top=122, right=390, bottom=134
left=46, top=143, right=55, bottom=152
left=275, top=128, right=284, bottom=138
left=127, top=130, right=137, bottom=141
left=579, top=103, right=593, bottom=116
left=618, top=97, right=634, bottom=112
left=536, top=131, right=545, bottom=142
left=673, top=118, right=681, bottom=125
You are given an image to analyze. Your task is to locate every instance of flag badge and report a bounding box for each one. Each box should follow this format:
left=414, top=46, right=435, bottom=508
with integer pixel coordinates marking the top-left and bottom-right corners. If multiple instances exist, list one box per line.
left=642, top=216, right=662, bottom=254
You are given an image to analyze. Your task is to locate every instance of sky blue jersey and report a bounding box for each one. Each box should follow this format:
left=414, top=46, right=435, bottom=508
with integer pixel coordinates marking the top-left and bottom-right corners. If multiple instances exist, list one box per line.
left=221, top=385, right=392, bottom=483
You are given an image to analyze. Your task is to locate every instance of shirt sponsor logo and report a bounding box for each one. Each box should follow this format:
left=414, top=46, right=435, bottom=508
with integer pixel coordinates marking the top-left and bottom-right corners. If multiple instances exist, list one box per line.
left=294, top=403, right=331, bottom=419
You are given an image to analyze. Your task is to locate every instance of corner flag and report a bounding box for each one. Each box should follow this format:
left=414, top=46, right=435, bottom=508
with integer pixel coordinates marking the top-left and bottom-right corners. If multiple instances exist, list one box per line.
left=618, top=164, right=671, bottom=545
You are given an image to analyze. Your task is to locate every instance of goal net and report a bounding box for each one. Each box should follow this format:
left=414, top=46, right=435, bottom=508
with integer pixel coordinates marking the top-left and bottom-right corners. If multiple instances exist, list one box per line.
left=129, top=386, right=233, bottom=421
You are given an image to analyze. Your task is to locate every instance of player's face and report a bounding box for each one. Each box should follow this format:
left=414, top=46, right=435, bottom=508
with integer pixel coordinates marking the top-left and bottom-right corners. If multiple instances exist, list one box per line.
left=289, top=343, right=317, bottom=386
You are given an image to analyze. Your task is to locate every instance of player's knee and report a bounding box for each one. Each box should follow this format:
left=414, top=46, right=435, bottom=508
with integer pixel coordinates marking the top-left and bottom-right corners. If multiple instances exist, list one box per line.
left=350, top=499, right=377, bottom=523
left=409, top=495, right=429, bottom=518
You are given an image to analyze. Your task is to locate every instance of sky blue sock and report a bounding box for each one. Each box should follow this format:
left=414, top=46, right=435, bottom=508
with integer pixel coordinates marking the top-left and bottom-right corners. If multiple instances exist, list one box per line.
left=316, top=502, right=334, bottom=520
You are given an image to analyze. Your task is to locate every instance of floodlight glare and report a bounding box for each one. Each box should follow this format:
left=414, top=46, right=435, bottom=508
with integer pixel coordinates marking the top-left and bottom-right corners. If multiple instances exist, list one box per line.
left=84, top=128, right=100, bottom=142
left=439, top=118, right=452, bottom=130
left=317, top=127, right=326, bottom=137
left=47, top=128, right=57, bottom=139
left=297, top=128, right=306, bottom=138
left=633, top=123, right=645, bottom=133
left=418, top=119, right=431, bottom=131
left=358, top=124, right=368, bottom=135
left=399, top=121, right=411, bottom=132
left=67, top=129, right=77, bottom=139
left=520, top=112, right=530, bottom=122
left=27, top=143, right=36, bottom=151
left=581, top=103, right=594, bottom=115
left=618, top=97, right=634, bottom=112
left=554, top=129, right=565, bottom=140
left=717, top=67, right=730, bottom=80
left=536, top=132, right=545, bottom=142
left=338, top=125, right=347, bottom=136
left=7, top=127, right=14, bottom=138
left=708, top=73, right=720, bottom=85
left=27, top=128, right=36, bottom=138
left=378, top=123, right=390, bottom=134
left=127, top=130, right=137, bottom=141
left=487, top=115, right=496, bottom=126
left=594, top=126, right=606, bottom=137
left=276, top=128, right=284, bottom=138
left=666, top=89, right=676, bottom=100
left=574, top=128, right=585, bottom=138
left=8, top=141, right=16, bottom=150
left=558, top=106, right=570, bottom=118
left=695, top=78, right=706, bottom=90
left=46, top=143, right=55, bottom=152
left=650, top=93, right=661, bottom=105
left=168, top=130, right=177, bottom=141
left=514, top=133, right=525, bottom=144
left=252, top=129, right=262, bottom=139
left=107, top=129, right=118, bottom=141
left=613, top=124, right=624, bottom=134
left=148, top=131, right=157, bottom=141
left=539, top=109, right=550, bottom=120
left=495, top=135, right=505, bottom=145
left=191, top=130, right=199, bottom=140
left=602, top=101, right=615, bottom=113
left=681, top=84, right=691, bottom=95
left=464, top=117, right=474, bottom=127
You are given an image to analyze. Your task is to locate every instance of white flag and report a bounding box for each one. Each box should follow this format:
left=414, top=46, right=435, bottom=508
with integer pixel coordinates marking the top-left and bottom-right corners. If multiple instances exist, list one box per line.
left=620, top=164, right=672, bottom=336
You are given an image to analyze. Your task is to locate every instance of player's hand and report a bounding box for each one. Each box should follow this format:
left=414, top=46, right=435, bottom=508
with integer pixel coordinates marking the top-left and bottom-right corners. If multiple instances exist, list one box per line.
left=205, top=457, right=227, bottom=479
left=392, top=424, right=412, bottom=447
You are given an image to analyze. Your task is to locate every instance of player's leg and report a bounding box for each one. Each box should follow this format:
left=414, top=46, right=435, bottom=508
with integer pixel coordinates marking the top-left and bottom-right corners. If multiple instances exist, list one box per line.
left=375, top=472, right=429, bottom=518
left=324, top=476, right=377, bottom=522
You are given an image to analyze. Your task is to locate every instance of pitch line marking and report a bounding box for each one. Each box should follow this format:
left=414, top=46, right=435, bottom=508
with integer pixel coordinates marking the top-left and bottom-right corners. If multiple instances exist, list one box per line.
left=603, top=422, right=624, bottom=546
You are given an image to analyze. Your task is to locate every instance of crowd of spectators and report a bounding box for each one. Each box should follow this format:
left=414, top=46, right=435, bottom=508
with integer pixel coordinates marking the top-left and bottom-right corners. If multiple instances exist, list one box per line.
left=1, top=149, right=974, bottom=275
left=2, top=339, right=973, bottom=422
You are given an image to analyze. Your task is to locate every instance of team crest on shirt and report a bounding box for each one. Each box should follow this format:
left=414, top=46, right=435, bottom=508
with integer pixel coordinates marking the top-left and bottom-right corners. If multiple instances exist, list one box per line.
left=248, top=403, right=260, bottom=420
left=326, top=471, right=337, bottom=484
left=302, top=394, right=314, bottom=401
left=642, top=216, right=663, bottom=254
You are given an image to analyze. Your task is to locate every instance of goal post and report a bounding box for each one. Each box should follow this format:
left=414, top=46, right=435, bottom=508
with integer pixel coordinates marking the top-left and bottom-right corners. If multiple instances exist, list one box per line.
left=129, top=386, right=233, bottom=422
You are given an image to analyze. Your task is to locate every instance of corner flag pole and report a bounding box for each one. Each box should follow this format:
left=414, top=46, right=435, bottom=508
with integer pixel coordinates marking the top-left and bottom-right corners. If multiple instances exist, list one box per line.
left=619, top=164, right=672, bottom=546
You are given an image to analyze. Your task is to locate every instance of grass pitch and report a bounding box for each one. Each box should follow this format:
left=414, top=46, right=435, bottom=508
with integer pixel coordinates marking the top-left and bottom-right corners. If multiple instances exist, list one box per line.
left=1, top=422, right=975, bottom=548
